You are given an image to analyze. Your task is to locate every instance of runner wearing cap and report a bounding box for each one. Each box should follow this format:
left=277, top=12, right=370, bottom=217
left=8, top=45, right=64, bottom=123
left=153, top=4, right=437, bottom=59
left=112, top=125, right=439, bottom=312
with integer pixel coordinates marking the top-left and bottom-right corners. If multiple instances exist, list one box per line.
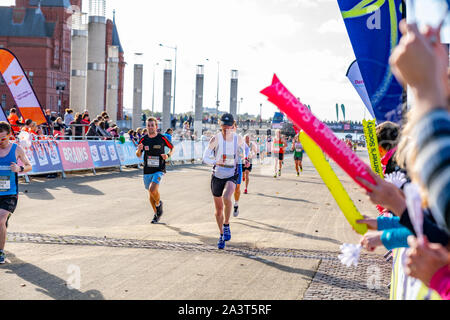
left=136, top=117, right=174, bottom=224
left=203, top=113, right=245, bottom=249
left=0, top=122, right=32, bottom=264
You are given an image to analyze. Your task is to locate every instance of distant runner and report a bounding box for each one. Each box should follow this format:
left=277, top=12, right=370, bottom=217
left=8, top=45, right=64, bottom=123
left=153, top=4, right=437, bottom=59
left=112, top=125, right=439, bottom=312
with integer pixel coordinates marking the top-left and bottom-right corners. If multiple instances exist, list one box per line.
left=232, top=122, right=243, bottom=218
left=243, top=134, right=257, bottom=194
left=203, top=114, right=245, bottom=249
left=0, top=122, right=32, bottom=264
left=273, top=129, right=287, bottom=178
left=136, top=118, right=174, bottom=224
left=292, top=132, right=304, bottom=177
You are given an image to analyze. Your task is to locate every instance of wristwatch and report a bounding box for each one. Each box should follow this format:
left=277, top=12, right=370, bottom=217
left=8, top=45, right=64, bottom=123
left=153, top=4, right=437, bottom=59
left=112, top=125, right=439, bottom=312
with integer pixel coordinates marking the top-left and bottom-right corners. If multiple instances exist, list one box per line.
left=19, top=166, right=24, bottom=172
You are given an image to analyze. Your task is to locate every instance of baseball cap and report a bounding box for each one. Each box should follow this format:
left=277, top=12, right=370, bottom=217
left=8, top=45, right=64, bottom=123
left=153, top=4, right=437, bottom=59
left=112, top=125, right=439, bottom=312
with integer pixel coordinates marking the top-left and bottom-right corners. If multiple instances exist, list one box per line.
left=220, top=113, right=234, bottom=126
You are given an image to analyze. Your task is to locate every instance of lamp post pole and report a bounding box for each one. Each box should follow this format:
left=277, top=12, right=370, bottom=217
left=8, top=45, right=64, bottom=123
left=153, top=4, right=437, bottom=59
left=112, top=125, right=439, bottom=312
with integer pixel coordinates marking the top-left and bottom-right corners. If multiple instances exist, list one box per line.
left=151, top=62, right=159, bottom=115
left=159, top=44, right=177, bottom=116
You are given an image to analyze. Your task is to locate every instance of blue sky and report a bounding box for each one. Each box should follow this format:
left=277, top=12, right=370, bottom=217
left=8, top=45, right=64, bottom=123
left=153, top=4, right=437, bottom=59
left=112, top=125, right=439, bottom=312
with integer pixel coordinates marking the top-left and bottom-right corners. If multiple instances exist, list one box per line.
left=0, top=0, right=390, bottom=121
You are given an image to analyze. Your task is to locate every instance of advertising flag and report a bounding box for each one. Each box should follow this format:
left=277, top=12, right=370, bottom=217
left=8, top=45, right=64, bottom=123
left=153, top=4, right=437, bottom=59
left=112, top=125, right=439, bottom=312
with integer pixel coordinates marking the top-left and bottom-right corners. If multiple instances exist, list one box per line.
left=0, top=48, right=48, bottom=125
left=337, top=0, right=404, bottom=123
left=346, top=60, right=376, bottom=119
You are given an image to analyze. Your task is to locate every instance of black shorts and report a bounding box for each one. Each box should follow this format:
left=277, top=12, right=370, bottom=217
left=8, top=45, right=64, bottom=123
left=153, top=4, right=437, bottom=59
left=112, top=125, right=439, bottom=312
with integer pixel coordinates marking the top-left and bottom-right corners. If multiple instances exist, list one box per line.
left=243, top=164, right=252, bottom=172
left=278, top=153, right=284, bottom=161
left=294, top=155, right=303, bottom=161
left=211, top=175, right=238, bottom=197
left=0, top=195, right=18, bottom=214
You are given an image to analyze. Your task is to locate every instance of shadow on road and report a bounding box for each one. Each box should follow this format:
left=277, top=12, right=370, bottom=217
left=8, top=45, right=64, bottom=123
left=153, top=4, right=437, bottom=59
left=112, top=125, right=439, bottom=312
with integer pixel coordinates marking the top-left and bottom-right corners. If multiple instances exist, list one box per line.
left=236, top=218, right=342, bottom=245
left=19, top=169, right=144, bottom=199
left=254, top=192, right=315, bottom=204
left=163, top=225, right=317, bottom=278
left=0, top=251, right=104, bottom=300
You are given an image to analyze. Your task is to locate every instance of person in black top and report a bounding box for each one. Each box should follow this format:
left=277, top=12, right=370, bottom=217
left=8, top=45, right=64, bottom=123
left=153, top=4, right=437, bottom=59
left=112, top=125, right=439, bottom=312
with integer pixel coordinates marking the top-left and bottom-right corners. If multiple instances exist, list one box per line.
left=136, top=117, right=174, bottom=223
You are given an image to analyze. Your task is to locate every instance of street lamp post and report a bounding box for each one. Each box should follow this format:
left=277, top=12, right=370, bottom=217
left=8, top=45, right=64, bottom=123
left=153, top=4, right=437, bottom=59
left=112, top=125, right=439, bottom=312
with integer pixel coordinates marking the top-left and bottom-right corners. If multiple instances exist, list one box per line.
left=159, top=44, right=177, bottom=116
left=206, top=58, right=220, bottom=123
left=260, top=103, right=263, bottom=129
left=151, top=62, right=159, bottom=115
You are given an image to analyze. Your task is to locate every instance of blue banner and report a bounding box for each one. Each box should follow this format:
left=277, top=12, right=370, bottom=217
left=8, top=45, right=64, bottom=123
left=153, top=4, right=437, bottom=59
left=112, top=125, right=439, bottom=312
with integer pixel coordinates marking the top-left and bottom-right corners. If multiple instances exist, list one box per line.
left=21, top=140, right=63, bottom=174
left=337, top=0, right=404, bottom=123
left=88, top=141, right=121, bottom=168
left=115, top=140, right=142, bottom=166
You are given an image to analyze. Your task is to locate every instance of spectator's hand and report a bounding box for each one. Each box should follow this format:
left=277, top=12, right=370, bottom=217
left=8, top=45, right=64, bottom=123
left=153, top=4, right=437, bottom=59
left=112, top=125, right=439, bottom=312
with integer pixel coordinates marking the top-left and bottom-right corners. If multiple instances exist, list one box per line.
left=360, top=231, right=383, bottom=252
left=356, top=169, right=406, bottom=216
left=406, top=236, right=450, bottom=286
left=138, top=143, right=144, bottom=151
left=356, top=215, right=378, bottom=230
left=389, top=20, right=447, bottom=114
left=161, top=154, right=169, bottom=160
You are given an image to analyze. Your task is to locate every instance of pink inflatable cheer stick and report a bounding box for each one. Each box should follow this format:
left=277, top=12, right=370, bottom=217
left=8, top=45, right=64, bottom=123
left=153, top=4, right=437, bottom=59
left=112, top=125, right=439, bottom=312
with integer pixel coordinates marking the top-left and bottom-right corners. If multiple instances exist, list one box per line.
left=260, top=74, right=375, bottom=191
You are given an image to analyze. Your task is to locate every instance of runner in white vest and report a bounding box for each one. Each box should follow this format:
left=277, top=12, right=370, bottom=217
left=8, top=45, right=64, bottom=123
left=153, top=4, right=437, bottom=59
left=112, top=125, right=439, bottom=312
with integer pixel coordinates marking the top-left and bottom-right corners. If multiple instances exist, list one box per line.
left=203, top=114, right=245, bottom=249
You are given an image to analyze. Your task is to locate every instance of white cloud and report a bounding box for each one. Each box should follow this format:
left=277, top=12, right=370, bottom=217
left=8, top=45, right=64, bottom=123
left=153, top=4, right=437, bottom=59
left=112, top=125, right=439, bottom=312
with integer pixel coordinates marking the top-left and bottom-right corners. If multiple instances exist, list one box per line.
left=318, top=19, right=346, bottom=34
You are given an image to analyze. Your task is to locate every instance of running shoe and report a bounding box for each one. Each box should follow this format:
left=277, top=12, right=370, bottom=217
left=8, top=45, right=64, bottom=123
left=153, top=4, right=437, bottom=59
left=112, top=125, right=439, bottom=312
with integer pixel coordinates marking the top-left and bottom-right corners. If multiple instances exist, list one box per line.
left=223, top=225, right=231, bottom=241
left=244, top=189, right=248, bottom=194
left=233, top=204, right=239, bottom=217
left=278, top=170, right=281, bottom=177
left=151, top=213, right=159, bottom=224
left=300, top=167, right=303, bottom=172
left=273, top=173, right=277, bottom=178
left=217, top=235, right=225, bottom=249
left=296, top=172, right=300, bottom=177
left=0, top=251, right=5, bottom=264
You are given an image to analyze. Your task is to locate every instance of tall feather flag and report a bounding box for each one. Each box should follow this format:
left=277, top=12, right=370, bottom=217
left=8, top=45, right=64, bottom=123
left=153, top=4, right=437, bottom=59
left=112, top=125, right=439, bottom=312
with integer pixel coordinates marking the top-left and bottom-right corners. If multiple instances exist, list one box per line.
left=337, top=0, right=404, bottom=123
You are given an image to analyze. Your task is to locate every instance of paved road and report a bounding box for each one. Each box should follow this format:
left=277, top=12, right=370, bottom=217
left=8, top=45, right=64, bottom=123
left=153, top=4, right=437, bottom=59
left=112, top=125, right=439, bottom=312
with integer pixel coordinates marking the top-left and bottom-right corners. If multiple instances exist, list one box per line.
left=0, top=151, right=391, bottom=300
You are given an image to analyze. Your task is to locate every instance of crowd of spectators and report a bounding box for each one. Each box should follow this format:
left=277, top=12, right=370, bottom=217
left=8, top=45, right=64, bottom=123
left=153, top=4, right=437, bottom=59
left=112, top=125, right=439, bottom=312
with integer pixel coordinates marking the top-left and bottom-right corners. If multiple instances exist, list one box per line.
left=352, top=21, right=449, bottom=300
left=6, top=108, right=121, bottom=142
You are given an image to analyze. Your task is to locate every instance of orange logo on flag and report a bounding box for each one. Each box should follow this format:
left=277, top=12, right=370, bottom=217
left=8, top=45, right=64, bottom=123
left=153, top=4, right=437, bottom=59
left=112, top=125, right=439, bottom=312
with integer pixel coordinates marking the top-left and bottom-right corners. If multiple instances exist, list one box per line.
left=8, top=75, right=24, bottom=86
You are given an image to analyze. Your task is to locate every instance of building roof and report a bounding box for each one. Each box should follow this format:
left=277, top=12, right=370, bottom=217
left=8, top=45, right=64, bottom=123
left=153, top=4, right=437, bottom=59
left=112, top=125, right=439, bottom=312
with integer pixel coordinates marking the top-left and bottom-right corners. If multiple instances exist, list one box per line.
left=29, top=0, right=72, bottom=8
left=0, top=7, right=55, bottom=38
left=112, top=14, right=124, bottom=53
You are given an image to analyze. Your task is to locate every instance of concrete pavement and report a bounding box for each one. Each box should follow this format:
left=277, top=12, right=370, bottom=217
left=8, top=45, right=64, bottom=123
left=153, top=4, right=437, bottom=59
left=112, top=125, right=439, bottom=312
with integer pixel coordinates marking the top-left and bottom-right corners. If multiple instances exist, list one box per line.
left=0, top=150, right=391, bottom=299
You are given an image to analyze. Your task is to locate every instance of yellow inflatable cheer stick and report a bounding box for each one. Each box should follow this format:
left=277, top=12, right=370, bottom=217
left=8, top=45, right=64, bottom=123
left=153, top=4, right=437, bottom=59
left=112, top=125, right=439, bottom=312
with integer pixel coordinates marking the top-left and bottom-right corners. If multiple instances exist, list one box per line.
left=300, top=131, right=368, bottom=235
left=363, top=119, right=384, bottom=178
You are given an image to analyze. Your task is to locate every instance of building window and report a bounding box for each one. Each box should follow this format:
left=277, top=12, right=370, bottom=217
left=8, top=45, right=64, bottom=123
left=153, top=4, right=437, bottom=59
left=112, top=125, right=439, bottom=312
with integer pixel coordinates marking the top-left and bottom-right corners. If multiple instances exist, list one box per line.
left=0, top=75, right=4, bottom=85
left=1, top=94, right=6, bottom=108
left=28, top=71, right=34, bottom=85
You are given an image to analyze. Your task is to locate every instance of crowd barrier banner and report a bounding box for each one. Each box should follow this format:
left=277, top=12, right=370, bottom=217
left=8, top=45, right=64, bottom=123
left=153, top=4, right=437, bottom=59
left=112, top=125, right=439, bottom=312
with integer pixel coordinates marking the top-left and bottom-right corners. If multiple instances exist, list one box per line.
left=18, top=140, right=63, bottom=175
left=300, top=131, right=367, bottom=235
left=363, top=119, right=383, bottom=178
left=88, top=141, right=121, bottom=168
left=115, top=141, right=142, bottom=166
left=390, top=248, right=441, bottom=300
left=57, top=141, right=94, bottom=171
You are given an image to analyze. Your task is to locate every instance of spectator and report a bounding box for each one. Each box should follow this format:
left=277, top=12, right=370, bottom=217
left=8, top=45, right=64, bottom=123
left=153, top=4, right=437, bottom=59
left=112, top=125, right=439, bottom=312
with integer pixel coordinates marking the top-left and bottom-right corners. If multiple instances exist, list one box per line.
left=86, top=119, right=100, bottom=140
left=64, top=109, right=74, bottom=126
left=53, top=117, right=67, bottom=139
left=81, top=114, right=90, bottom=135
left=97, top=121, right=111, bottom=139
left=70, top=113, right=84, bottom=139
left=7, top=108, right=21, bottom=134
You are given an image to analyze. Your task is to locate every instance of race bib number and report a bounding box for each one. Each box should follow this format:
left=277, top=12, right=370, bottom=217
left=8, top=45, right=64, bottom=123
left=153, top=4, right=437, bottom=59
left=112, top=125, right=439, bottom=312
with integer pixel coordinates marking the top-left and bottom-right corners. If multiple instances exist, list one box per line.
left=147, top=156, right=160, bottom=167
left=0, top=176, right=11, bottom=191
left=221, top=154, right=235, bottom=168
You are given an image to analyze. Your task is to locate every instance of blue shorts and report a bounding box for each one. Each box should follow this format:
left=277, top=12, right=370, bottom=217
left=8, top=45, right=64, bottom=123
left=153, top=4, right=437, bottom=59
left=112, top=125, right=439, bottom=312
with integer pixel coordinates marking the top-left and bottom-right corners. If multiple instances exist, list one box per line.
left=236, top=164, right=243, bottom=185
left=143, top=172, right=164, bottom=189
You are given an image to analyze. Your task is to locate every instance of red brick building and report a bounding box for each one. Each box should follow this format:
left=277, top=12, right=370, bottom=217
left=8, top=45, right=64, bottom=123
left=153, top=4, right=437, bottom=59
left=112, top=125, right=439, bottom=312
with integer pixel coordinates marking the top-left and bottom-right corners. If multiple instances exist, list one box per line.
left=0, top=0, right=125, bottom=120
